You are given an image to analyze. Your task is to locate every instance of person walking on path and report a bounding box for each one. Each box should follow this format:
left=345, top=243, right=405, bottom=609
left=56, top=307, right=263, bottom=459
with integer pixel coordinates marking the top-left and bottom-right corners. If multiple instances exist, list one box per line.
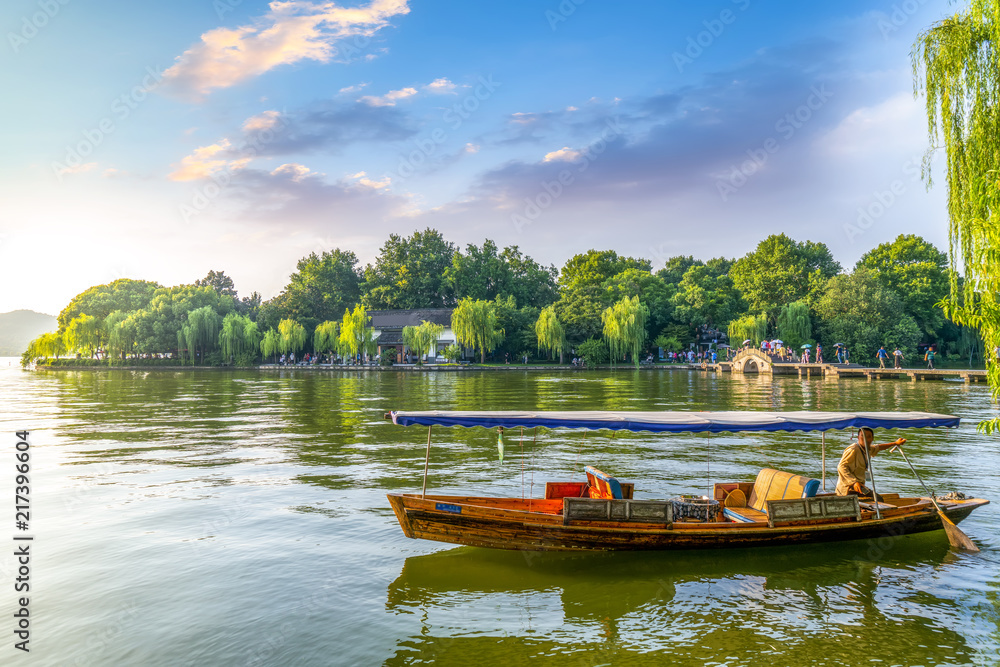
left=877, top=346, right=889, bottom=369
left=816, top=344, right=823, bottom=364
left=803, top=349, right=810, bottom=364
left=893, top=347, right=904, bottom=369
left=925, top=347, right=935, bottom=370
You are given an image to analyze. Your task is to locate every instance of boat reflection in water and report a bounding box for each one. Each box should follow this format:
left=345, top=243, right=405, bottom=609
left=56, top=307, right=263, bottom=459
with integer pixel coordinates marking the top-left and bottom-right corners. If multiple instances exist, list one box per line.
left=384, top=537, right=979, bottom=665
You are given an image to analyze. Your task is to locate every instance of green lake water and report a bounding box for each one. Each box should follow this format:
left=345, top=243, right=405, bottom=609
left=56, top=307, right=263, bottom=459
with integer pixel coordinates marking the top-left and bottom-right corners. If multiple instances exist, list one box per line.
left=0, top=360, right=998, bottom=666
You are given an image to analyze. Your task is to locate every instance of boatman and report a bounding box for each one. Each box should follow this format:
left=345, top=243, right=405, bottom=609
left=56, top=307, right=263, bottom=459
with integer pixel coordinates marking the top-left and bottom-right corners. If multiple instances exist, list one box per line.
left=836, top=427, right=905, bottom=498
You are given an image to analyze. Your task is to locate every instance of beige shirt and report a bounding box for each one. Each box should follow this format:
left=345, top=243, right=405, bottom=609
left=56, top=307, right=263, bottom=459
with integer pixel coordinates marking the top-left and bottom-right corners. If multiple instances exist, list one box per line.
left=836, top=443, right=878, bottom=495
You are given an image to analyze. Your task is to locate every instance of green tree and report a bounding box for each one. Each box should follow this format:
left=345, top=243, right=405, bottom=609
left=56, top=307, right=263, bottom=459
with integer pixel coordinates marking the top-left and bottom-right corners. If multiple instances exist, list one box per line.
left=338, top=305, right=376, bottom=361
left=814, top=270, right=922, bottom=362
left=535, top=305, right=566, bottom=362
left=313, top=321, right=339, bottom=358
left=442, top=343, right=462, bottom=362
left=267, top=249, right=362, bottom=337
left=402, top=320, right=445, bottom=364
left=602, top=296, right=649, bottom=367
left=657, top=256, right=703, bottom=285
left=447, top=240, right=559, bottom=308
left=730, top=234, right=841, bottom=317
left=278, top=319, right=307, bottom=357
left=776, top=301, right=812, bottom=349
left=670, top=262, right=745, bottom=332
left=362, top=229, right=456, bottom=308
left=63, top=314, right=100, bottom=358
left=451, top=297, right=504, bottom=363
left=855, top=234, right=949, bottom=338
left=728, top=314, right=768, bottom=347
left=260, top=329, right=281, bottom=363
left=195, top=270, right=238, bottom=298
left=577, top=338, right=609, bottom=365
left=58, top=279, right=161, bottom=331
left=914, top=3, right=1000, bottom=427
left=219, top=312, right=260, bottom=365
left=559, top=250, right=651, bottom=290
left=180, top=306, right=222, bottom=364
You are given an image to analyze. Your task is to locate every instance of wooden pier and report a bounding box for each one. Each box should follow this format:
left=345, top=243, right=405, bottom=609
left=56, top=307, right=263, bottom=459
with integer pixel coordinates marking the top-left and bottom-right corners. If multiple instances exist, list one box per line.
left=700, top=349, right=988, bottom=382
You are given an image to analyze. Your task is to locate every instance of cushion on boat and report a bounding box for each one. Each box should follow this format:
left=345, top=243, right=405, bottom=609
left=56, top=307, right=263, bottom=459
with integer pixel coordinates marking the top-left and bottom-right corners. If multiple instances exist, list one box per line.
left=722, top=506, right=767, bottom=523
left=747, top=469, right=821, bottom=513
left=585, top=466, right=624, bottom=500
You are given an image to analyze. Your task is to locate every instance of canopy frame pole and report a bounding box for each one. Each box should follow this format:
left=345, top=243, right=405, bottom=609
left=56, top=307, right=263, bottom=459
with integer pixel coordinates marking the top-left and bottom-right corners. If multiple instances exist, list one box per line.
left=864, top=442, right=883, bottom=520
left=821, top=432, right=826, bottom=491
left=707, top=432, right=711, bottom=499
left=421, top=425, right=432, bottom=499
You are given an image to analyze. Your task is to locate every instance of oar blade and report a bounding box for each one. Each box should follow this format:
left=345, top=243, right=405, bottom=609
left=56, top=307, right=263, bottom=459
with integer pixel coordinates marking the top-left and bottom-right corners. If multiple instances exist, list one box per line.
left=938, top=511, right=980, bottom=552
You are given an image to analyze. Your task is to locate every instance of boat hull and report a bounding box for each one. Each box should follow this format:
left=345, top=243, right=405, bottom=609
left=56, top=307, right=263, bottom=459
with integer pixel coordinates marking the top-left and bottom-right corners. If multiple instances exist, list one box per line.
left=387, top=493, right=988, bottom=552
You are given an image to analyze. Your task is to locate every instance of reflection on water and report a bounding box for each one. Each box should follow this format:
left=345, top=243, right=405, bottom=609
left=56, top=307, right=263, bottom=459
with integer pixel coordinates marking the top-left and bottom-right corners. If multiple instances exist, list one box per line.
left=0, top=363, right=996, bottom=666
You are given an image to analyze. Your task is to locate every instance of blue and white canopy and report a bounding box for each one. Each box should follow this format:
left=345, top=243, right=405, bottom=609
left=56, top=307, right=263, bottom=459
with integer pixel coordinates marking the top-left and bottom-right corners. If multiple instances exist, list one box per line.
left=389, top=410, right=960, bottom=433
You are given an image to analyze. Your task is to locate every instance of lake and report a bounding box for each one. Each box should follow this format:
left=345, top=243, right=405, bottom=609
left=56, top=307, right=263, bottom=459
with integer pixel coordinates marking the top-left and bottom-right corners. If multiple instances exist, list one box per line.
left=1, top=360, right=997, bottom=666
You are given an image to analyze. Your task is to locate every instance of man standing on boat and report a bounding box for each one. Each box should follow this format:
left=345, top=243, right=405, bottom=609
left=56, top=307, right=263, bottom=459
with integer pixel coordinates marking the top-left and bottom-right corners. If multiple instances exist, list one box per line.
left=836, top=428, right=905, bottom=498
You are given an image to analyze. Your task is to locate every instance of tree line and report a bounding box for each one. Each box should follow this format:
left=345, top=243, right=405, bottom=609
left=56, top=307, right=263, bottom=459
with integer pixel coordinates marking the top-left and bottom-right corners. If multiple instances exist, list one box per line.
left=23, top=228, right=977, bottom=368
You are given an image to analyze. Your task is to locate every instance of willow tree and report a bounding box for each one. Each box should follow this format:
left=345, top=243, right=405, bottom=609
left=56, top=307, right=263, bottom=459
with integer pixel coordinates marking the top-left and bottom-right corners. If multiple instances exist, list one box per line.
left=534, top=305, right=566, bottom=363
left=452, top=298, right=504, bottom=363
left=64, top=314, right=100, bottom=358
left=181, top=306, right=221, bottom=364
left=602, top=296, right=648, bottom=367
left=402, top=320, right=444, bottom=364
left=338, top=305, right=376, bottom=361
left=219, top=313, right=260, bottom=365
left=728, top=313, right=768, bottom=347
left=314, top=321, right=339, bottom=358
left=260, top=329, right=281, bottom=363
left=915, top=1, right=1000, bottom=430
left=776, top=300, right=812, bottom=349
left=278, top=318, right=307, bottom=357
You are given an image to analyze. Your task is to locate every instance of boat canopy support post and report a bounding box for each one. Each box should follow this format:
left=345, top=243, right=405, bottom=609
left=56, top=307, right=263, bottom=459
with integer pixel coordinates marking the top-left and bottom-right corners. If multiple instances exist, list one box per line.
left=822, top=432, right=826, bottom=491
left=421, top=425, right=432, bottom=499
left=866, top=442, right=882, bottom=520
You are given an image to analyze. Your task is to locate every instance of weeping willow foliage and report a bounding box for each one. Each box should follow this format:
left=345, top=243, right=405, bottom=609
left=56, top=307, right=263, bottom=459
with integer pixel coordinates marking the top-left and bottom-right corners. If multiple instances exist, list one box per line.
left=402, top=320, right=445, bottom=364
left=728, top=313, right=768, bottom=347
left=219, top=313, right=261, bottom=365
left=534, top=305, right=566, bottom=362
left=260, top=329, right=281, bottom=362
left=313, top=321, right=339, bottom=356
left=601, top=296, right=648, bottom=367
left=338, top=305, right=377, bottom=359
left=278, top=318, right=307, bottom=355
left=452, top=298, right=505, bottom=363
left=64, top=314, right=100, bottom=358
left=180, top=306, right=221, bottom=364
left=914, top=1, right=1000, bottom=431
left=776, top=301, right=812, bottom=348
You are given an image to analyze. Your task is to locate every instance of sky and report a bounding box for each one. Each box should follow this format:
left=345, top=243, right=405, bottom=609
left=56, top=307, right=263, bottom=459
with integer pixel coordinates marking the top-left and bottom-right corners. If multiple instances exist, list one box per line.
left=0, top=0, right=959, bottom=316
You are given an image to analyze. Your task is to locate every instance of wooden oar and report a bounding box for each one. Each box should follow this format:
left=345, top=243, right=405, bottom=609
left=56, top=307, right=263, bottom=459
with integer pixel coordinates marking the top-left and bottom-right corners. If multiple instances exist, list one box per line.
left=891, top=444, right=979, bottom=552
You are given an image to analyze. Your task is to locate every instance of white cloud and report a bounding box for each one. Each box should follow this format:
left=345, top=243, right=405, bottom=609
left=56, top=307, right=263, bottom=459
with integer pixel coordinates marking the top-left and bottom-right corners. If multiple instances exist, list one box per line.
left=160, top=0, right=411, bottom=100
left=242, top=110, right=284, bottom=132
left=423, top=77, right=458, bottom=94
left=350, top=170, right=391, bottom=188
left=338, top=82, right=369, bottom=93
left=542, top=146, right=582, bottom=162
left=169, top=140, right=251, bottom=181
left=359, top=86, right=417, bottom=106
left=271, top=163, right=314, bottom=181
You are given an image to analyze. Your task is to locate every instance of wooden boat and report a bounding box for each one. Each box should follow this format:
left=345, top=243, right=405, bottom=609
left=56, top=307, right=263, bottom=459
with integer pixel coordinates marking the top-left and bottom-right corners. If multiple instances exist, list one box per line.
left=385, top=410, right=988, bottom=552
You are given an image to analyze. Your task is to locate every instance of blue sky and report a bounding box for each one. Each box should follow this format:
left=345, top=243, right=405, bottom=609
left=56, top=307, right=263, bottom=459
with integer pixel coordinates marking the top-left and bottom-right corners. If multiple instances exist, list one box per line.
left=0, top=0, right=956, bottom=314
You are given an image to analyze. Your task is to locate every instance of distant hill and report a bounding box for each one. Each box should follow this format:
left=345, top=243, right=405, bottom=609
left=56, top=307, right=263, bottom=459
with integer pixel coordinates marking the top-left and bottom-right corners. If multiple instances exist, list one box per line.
left=0, top=310, right=57, bottom=356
